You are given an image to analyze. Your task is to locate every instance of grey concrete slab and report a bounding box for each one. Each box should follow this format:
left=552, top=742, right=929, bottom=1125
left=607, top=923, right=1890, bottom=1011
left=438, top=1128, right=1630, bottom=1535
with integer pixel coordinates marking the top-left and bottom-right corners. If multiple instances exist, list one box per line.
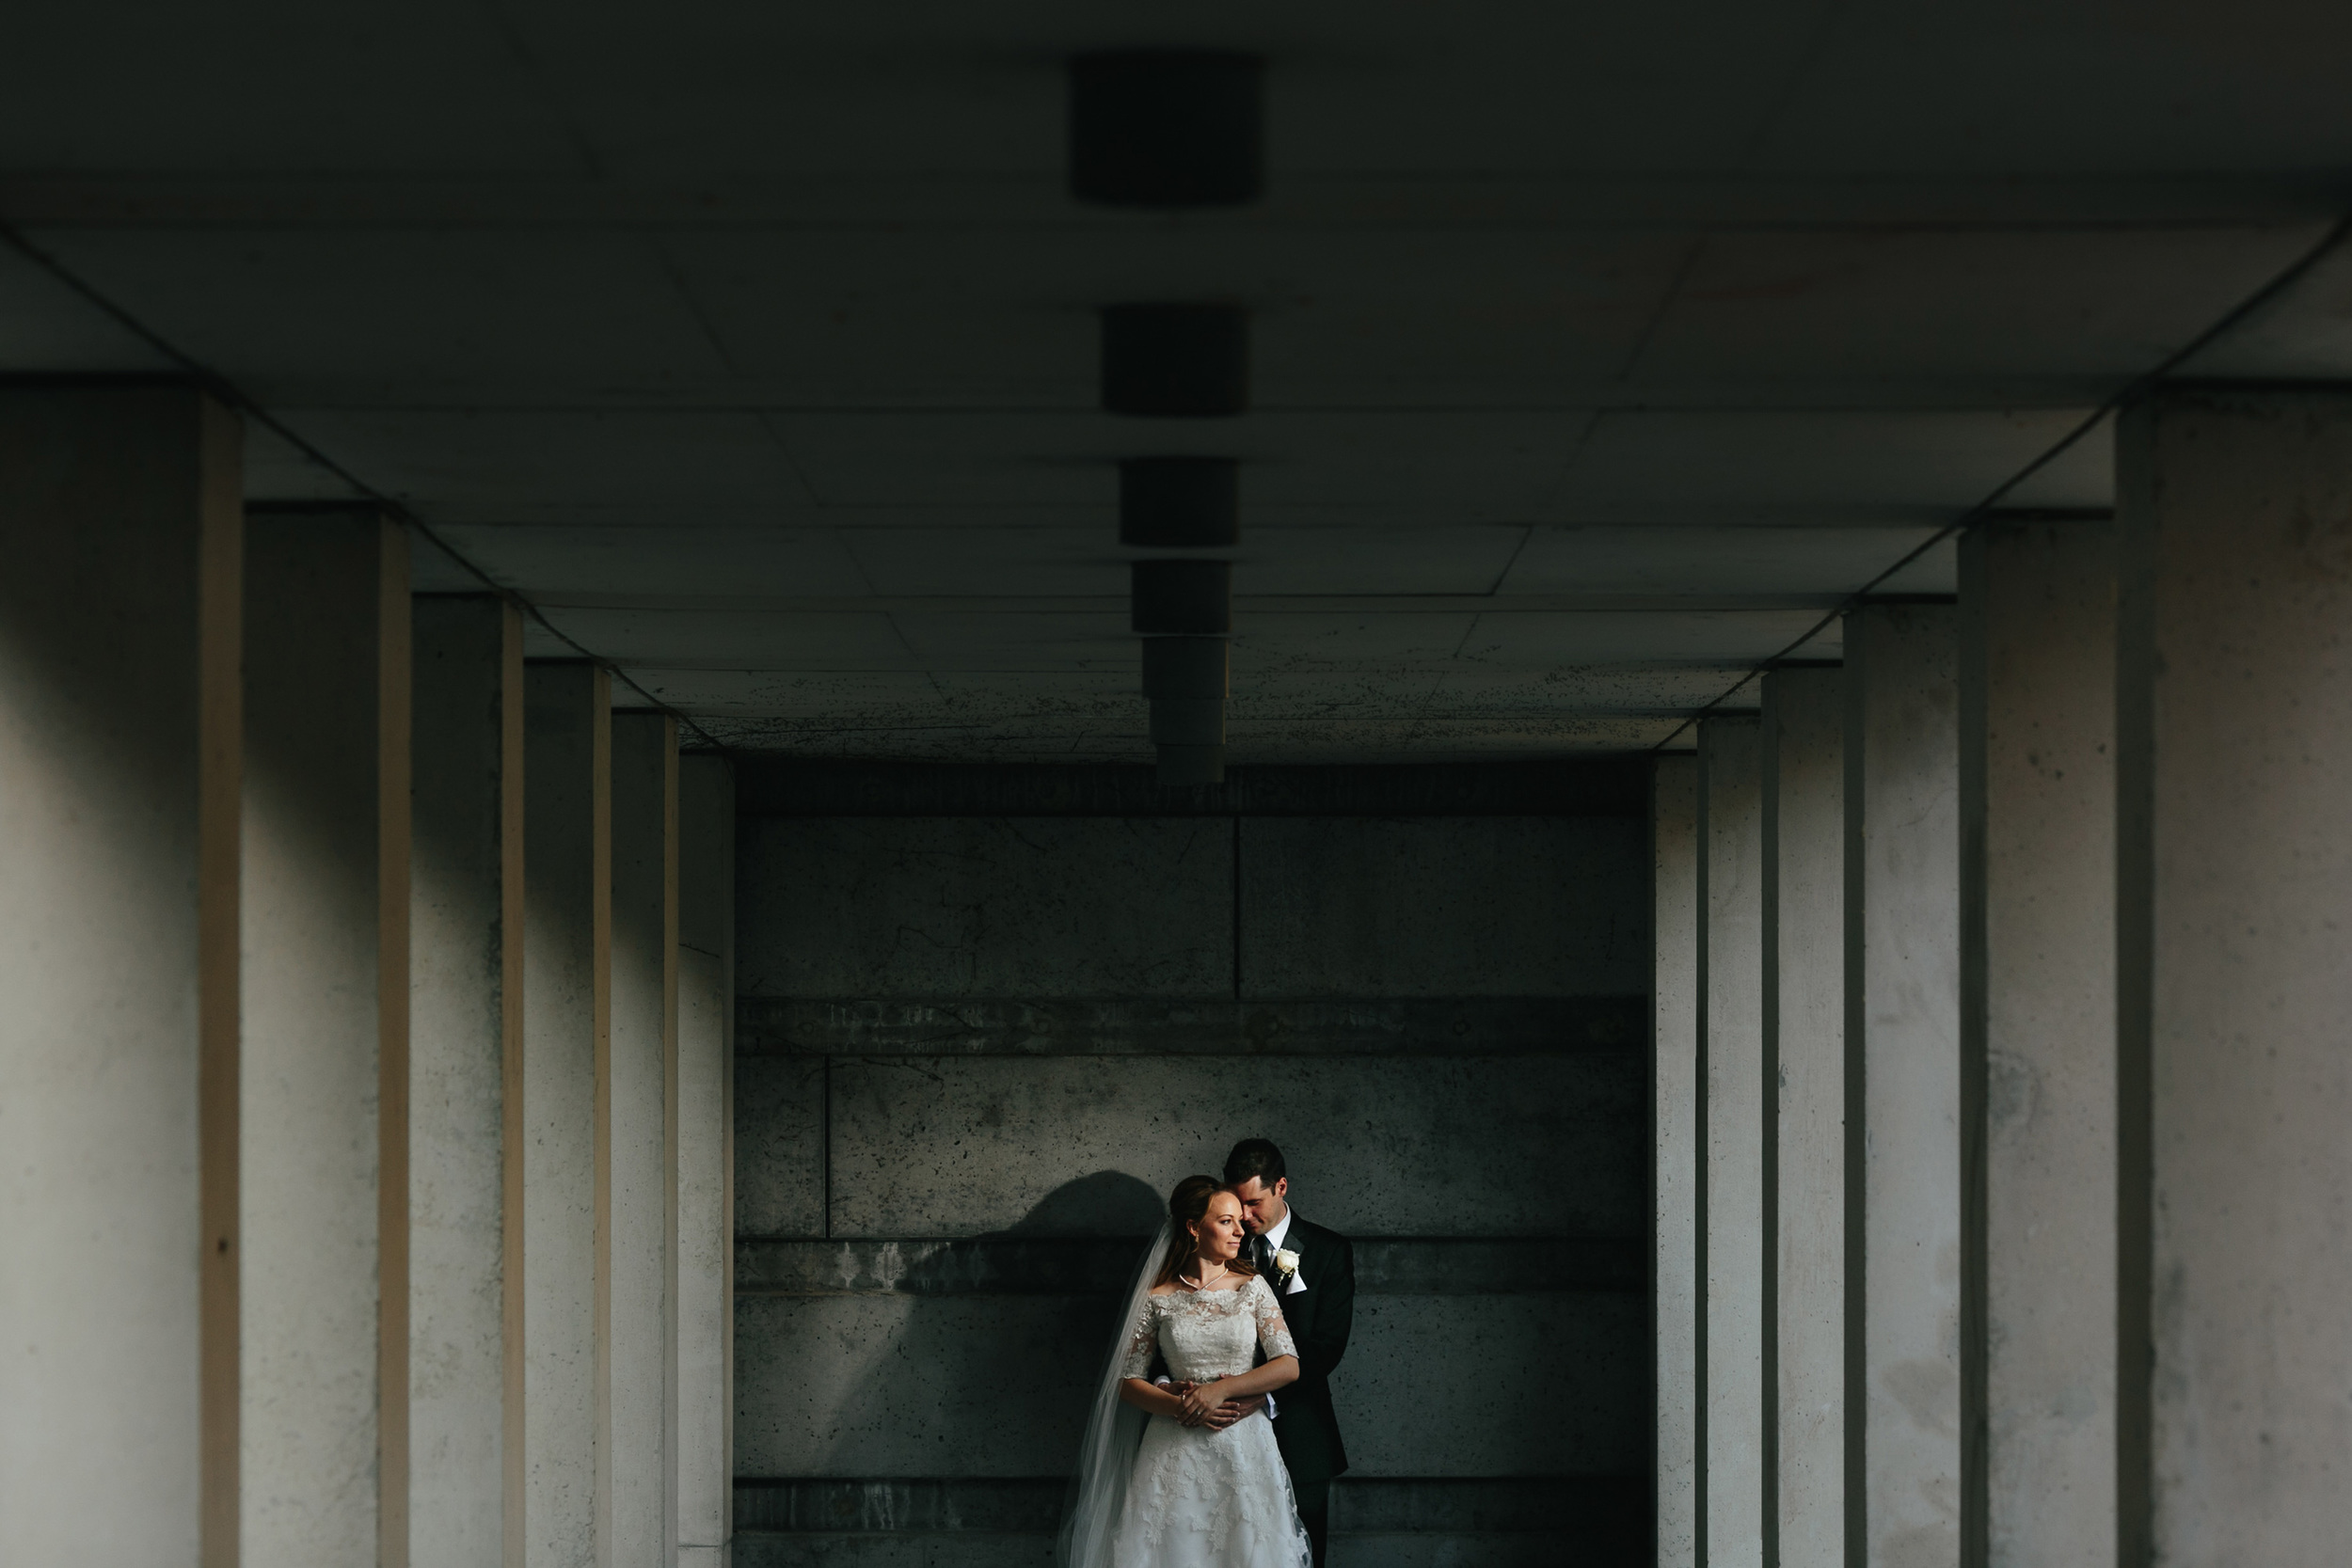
left=606, top=713, right=673, bottom=1568
left=736, top=1057, right=826, bottom=1240
left=0, top=388, right=238, bottom=1568
left=1639, top=227, right=2320, bottom=387
left=818, top=1054, right=1645, bottom=1240
left=1240, top=817, right=1646, bottom=998
left=2119, top=389, right=2352, bottom=1563
left=1846, top=603, right=1962, bottom=1568
left=735, top=1291, right=1642, bottom=1480
left=735, top=1237, right=1644, bottom=1297
left=441, top=524, right=873, bottom=599
left=277, top=407, right=812, bottom=525
left=734, top=1535, right=1052, bottom=1568
left=676, top=753, right=738, bottom=1558
left=1760, top=668, right=1846, bottom=1564
left=734, top=1294, right=1101, bottom=1477
left=521, top=662, right=610, bottom=1568
left=240, top=511, right=406, bottom=1568
left=731, top=759, right=1648, bottom=819
left=737, top=996, right=1646, bottom=1058
left=1450, top=608, right=1826, bottom=668
left=409, top=594, right=519, bottom=1568
left=1502, top=525, right=1940, bottom=598
left=738, top=817, right=1234, bottom=1000
left=537, top=606, right=918, bottom=672
left=1560, top=408, right=2103, bottom=523
left=1963, top=520, right=2119, bottom=1566
left=1653, top=757, right=1700, bottom=1568
left=1698, top=719, right=1765, bottom=1568
left=768, top=409, right=1591, bottom=513
left=1339, top=1293, right=1649, bottom=1477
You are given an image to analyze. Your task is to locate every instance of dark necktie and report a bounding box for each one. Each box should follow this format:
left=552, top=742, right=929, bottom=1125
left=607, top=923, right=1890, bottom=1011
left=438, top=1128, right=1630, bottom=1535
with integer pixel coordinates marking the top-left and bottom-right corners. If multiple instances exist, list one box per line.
left=1252, top=1232, right=1275, bottom=1277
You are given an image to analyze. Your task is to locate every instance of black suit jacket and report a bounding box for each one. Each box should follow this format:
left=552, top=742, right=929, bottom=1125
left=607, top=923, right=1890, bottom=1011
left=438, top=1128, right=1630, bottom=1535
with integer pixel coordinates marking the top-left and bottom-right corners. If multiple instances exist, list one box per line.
left=1263, top=1214, right=1353, bottom=1485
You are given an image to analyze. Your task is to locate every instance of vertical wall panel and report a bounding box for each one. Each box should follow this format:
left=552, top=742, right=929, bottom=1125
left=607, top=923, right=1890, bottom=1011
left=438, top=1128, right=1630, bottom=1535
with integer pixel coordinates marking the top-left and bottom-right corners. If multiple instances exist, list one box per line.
left=1846, top=604, right=1963, bottom=1568
left=609, top=712, right=676, bottom=1566
left=1763, top=667, right=1845, bottom=1566
left=2119, top=390, right=2352, bottom=1564
left=675, top=754, right=736, bottom=1567
left=1701, top=720, right=1767, bottom=1568
left=0, top=388, right=241, bottom=1565
left=410, top=594, right=524, bottom=1568
left=523, top=662, right=610, bottom=1568
left=1654, top=756, right=1701, bottom=1568
left=1960, top=520, right=2118, bottom=1568
left=239, top=510, right=410, bottom=1568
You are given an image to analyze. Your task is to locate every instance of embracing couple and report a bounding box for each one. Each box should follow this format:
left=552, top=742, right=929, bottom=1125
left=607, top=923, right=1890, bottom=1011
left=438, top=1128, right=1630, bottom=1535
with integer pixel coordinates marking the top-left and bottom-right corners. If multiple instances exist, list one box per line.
left=1059, top=1139, right=1356, bottom=1568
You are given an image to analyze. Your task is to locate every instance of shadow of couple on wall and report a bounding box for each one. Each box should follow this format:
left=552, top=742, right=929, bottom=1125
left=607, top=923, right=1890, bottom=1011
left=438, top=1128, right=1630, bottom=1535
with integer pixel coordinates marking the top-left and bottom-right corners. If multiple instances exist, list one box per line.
left=815, top=1169, right=1169, bottom=1513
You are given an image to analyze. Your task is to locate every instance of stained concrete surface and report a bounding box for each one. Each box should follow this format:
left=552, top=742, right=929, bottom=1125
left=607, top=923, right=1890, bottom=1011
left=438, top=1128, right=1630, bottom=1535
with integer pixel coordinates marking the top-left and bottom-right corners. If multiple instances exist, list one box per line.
left=739, top=816, right=1233, bottom=998
left=1240, top=816, right=1647, bottom=997
left=408, top=594, right=518, bottom=1568
left=1760, top=667, right=1846, bottom=1563
left=819, top=1053, right=1645, bottom=1240
left=1699, top=719, right=1765, bottom=1568
left=1846, top=604, right=1963, bottom=1568
left=735, top=1056, right=827, bottom=1239
left=736, top=1291, right=1644, bottom=1479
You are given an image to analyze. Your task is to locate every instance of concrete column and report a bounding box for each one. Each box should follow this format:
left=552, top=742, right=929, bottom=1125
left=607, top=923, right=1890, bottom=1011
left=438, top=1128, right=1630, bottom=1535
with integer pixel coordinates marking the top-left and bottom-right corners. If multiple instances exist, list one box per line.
left=2116, top=389, right=2352, bottom=1562
left=1846, top=602, right=1962, bottom=1568
left=0, top=387, right=241, bottom=1564
left=609, top=713, right=676, bottom=1564
left=1761, top=666, right=1845, bottom=1564
left=1957, top=519, right=2117, bottom=1568
left=524, top=661, right=612, bottom=1568
left=1700, top=719, right=1767, bottom=1568
left=674, top=753, right=736, bottom=1567
left=410, top=594, right=525, bottom=1567
left=239, top=510, right=411, bottom=1568
left=1655, top=755, right=1700, bottom=1568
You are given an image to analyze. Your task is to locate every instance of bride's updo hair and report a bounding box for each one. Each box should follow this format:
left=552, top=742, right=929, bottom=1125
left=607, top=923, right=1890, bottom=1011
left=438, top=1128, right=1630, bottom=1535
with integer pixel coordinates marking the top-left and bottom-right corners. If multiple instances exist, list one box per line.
left=1152, top=1174, right=1260, bottom=1289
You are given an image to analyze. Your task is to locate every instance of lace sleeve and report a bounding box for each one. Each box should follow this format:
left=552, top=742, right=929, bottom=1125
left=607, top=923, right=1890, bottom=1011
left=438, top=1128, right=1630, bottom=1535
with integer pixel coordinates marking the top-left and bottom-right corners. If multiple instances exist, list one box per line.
left=1252, top=1276, right=1298, bottom=1360
left=1118, top=1295, right=1158, bottom=1380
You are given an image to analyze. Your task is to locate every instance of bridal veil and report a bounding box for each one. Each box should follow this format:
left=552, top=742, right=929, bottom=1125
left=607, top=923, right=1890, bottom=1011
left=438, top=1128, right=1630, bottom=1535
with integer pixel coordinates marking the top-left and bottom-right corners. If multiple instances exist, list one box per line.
left=1057, top=1219, right=1173, bottom=1568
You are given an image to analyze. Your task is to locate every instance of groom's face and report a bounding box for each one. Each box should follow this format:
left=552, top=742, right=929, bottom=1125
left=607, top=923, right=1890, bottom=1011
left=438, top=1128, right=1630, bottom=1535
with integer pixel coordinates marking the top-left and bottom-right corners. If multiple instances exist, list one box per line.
left=1232, top=1176, right=1288, bottom=1233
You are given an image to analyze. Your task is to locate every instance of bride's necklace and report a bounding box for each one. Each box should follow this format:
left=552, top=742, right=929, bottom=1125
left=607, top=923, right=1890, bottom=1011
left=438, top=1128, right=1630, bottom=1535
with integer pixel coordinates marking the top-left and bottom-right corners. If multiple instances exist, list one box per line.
left=1177, top=1258, right=1230, bottom=1291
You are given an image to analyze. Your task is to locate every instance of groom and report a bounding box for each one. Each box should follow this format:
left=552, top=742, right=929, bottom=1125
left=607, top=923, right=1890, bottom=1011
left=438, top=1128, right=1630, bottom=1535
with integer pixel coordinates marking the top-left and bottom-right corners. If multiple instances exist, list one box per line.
left=1225, top=1137, right=1353, bottom=1568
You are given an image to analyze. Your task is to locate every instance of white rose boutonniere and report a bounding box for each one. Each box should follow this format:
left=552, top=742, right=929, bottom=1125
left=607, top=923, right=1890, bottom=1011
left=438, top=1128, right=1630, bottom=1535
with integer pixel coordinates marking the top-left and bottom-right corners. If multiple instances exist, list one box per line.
left=1274, top=1248, right=1300, bottom=1281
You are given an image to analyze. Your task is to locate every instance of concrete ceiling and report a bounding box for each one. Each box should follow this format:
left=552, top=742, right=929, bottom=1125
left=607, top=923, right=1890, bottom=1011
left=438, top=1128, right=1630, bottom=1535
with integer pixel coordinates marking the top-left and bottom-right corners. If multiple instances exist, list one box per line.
left=4, top=2, right=2350, bottom=760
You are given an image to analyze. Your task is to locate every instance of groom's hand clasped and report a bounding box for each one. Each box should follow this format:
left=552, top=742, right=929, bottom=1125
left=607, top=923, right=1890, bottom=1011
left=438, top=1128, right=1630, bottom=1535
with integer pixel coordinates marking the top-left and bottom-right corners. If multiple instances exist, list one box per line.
left=1173, top=1379, right=1263, bottom=1431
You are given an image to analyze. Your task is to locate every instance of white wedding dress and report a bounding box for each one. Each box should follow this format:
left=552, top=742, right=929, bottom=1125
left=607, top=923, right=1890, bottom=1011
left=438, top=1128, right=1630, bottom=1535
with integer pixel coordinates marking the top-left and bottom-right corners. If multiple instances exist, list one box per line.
left=1104, top=1275, right=1314, bottom=1568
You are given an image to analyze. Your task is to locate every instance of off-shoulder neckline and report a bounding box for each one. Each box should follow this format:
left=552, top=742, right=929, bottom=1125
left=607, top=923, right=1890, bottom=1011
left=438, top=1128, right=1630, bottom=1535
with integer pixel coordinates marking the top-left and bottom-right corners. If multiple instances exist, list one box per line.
left=1148, top=1274, right=1263, bottom=1298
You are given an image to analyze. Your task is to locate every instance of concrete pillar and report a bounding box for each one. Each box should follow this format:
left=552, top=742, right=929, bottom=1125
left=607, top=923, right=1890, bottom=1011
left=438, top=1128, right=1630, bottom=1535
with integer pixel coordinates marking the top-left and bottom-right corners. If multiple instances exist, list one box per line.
left=410, top=594, right=525, bottom=1566
left=1654, top=754, right=1700, bottom=1568
left=1700, top=719, right=1767, bottom=1568
left=1846, top=602, right=1962, bottom=1568
left=674, top=753, right=736, bottom=1567
left=0, top=387, right=242, bottom=1564
left=1761, top=666, right=1845, bottom=1564
left=239, top=509, right=412, bottom=1568
left=2116, top=389, right=2352, bottom=1562
left=609, top=712, right=677, bottom=1564
left=1957, top=519, right=2117, bottom=1568
left=524, top=661, right=612, bottom=1567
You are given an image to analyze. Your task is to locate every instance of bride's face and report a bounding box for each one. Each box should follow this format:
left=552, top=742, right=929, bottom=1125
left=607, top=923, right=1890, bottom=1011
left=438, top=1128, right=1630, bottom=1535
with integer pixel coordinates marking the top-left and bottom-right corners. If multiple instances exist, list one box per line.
left=1192, top=1191, right=1247, bottom=1265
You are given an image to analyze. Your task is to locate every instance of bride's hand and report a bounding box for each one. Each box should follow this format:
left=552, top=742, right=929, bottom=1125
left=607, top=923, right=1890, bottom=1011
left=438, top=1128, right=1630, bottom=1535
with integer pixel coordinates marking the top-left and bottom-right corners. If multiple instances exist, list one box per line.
left=1179, top=1379, right=1230, bottom=1422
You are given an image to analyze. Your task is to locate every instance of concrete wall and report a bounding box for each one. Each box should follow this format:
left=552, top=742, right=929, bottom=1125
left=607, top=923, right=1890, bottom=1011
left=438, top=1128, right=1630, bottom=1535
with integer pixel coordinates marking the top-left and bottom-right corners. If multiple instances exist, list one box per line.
left=730, top=762, right=1653, bottom=1565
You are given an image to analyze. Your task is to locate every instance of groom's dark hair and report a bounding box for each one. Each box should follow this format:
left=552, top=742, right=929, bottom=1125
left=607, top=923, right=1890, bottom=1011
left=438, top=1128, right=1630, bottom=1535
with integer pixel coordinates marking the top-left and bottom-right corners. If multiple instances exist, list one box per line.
left=1222, top=1138, right=1285, bottom=1189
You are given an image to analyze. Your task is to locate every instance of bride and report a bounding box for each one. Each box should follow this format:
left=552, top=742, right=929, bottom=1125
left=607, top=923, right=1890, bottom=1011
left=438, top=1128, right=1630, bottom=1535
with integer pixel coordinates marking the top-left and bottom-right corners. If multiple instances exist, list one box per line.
left=1059, top=1175, right=1314, bottom=1568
